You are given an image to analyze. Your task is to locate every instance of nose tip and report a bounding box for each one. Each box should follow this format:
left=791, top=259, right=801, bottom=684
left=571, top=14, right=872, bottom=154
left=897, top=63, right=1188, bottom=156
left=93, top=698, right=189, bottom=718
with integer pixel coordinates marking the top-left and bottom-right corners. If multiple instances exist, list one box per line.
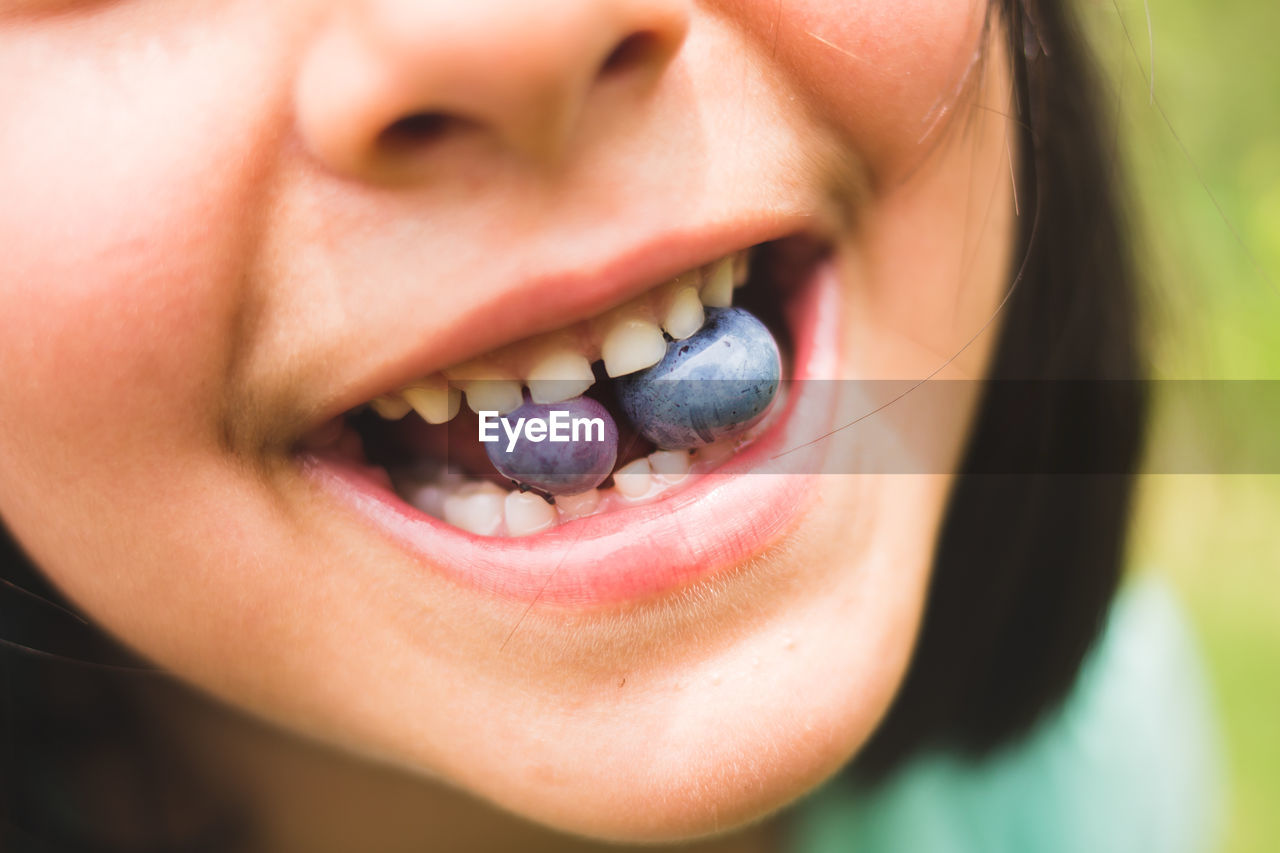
left=296, top=0, right=689, bottom=180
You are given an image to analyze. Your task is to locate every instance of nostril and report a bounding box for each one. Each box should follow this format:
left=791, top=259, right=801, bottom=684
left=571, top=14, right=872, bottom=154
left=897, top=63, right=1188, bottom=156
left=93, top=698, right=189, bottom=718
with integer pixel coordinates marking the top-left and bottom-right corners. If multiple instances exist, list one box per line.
left=379, top=111, right=457, bottom=149
left=599, top=31, right=665, bottom=77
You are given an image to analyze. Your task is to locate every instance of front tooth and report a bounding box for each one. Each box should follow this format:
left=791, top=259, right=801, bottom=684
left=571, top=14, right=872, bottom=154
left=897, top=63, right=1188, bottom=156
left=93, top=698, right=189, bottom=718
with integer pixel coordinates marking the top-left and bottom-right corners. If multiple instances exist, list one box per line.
left=504, top=491, right=557, bottom=536
left=463, top=378, right=524, bottom=415
left=648, top=449, right=691, bottom=484
left=402, top=482, right=449, bottom=518
left=663, top=286, right=705, bottom=341
left=612, top=458, right=653, bottom=498
left=732, top=250, right=750, bottom=287
left=701, top=257, right=734, bottom=308
left=370, top=395, right=412, bottom=420
left=695, top=437, right=737, bottom=468
left=402, top=376, right=462, bottom=424
left=443, top=483, right=505, bottom=536
left=526, top=350, right=595, bottom=404
left=556, top=488, right=601, bottom=520
left=602, top=317, right=667, bottom=377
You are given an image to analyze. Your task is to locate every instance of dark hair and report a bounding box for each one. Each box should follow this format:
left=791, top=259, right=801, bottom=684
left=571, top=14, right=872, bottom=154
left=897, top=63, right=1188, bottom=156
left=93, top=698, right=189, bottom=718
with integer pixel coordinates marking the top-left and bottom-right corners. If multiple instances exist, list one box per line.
left=0, top=561, right=249, bottom=851
left=1, top=0, right=1146, bottom=845
left=852, top=0, right=1147, bottom=778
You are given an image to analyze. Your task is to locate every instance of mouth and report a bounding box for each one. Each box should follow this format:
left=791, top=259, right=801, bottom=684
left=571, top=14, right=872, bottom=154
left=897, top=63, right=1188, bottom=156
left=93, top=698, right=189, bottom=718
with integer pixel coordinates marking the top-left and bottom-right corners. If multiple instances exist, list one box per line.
left=297, top=230, right=842, bottom=606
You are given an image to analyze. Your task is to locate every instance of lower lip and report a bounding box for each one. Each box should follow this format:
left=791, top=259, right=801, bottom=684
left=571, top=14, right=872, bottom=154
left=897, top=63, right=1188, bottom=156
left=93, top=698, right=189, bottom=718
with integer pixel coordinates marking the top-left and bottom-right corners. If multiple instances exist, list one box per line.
left=302, top=261, right=842, bottom=607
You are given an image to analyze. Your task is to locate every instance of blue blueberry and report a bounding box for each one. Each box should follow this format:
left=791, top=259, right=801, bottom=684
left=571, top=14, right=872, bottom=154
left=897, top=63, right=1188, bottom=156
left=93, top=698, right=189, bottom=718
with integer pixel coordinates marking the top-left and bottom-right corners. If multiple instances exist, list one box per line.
left=483, top=395, right=618, bottom=496
left=615, top=307, right=781, bottom=449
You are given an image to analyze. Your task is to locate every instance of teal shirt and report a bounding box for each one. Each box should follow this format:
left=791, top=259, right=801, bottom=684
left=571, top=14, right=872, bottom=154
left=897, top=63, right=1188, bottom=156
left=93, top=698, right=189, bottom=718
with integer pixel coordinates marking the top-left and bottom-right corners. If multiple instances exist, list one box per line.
left=789, top=577, right=1224, bottom=853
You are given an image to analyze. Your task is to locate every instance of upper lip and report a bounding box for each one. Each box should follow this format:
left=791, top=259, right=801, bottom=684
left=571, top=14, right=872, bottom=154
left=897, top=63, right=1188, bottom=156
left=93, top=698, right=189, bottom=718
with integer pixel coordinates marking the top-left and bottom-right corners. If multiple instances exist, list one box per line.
left=299, top=212, right=821, bottom=439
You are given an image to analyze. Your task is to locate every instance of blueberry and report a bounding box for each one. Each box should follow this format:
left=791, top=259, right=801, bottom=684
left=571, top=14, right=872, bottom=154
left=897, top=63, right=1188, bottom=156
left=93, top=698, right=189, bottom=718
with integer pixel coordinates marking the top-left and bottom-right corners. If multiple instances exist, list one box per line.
left=615, top=307, right=781, bottom=449
left=483, top=396, right=618, bottom=496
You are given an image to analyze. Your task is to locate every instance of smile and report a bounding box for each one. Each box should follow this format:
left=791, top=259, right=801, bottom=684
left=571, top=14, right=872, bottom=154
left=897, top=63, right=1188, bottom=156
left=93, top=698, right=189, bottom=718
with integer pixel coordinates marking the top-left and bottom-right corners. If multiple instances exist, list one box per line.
left=297, top=229, right=843, bottom=606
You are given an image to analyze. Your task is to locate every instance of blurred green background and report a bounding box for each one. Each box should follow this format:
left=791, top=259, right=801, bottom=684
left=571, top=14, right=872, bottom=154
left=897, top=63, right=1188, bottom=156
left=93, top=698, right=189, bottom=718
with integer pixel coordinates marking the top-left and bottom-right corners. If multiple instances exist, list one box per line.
left=1086, top=0, right=1280, bottom=850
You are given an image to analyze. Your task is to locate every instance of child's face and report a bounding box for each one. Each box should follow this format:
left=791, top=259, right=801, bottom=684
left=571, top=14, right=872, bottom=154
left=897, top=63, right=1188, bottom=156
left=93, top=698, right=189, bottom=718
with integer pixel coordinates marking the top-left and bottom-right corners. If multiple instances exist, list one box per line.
left=0, top=0, right=1012, bottom=841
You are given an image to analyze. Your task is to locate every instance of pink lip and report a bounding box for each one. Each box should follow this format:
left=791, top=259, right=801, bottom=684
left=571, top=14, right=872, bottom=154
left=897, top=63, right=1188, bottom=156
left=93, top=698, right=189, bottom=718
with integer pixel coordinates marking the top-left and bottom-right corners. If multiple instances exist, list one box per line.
left=315, top=216, right=820, bottom=428
left=302, top=258, right=842, bottom=607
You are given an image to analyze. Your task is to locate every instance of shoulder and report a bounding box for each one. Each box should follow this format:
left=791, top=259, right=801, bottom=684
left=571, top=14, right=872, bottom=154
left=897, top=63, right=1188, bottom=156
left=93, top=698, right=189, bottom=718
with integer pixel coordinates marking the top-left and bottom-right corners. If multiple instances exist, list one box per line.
left=789, top=576, right=1225, bottom=853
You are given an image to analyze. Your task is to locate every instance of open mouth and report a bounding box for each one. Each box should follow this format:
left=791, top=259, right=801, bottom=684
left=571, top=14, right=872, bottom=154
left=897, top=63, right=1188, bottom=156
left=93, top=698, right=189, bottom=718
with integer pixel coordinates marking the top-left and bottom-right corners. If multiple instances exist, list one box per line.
left=298, top=231, right=842, bottom=605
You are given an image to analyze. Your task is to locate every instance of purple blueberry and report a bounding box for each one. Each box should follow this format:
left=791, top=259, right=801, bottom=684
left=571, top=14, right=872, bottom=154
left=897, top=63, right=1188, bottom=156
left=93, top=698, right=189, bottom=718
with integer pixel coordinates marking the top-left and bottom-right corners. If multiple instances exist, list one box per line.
left=482, top=395, right=618, bottom=496
left=615, top=307, right=781, bottom=449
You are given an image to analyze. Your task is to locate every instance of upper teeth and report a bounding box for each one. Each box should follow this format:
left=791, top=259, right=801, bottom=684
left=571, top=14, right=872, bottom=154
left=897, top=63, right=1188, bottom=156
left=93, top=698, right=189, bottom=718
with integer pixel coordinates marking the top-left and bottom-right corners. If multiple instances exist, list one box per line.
left=662, top=284, right=704, bottom=341
left=526, top=348, right=596, bottom=404
left=460, top=376, right=524, bottom=415
left=370, top=395, right=412, bottom=420
left=700, top=257, right=735, bottom=308
left=401, top=377, right=461, bottom=424
left=368, top=250, right=750, bottom=422
left=600, top=312, right=667, bottom=377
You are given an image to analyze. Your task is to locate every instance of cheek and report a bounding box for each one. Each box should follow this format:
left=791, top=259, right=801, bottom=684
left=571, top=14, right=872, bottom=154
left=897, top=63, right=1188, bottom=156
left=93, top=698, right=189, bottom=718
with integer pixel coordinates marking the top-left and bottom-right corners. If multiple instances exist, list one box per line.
left=0, top=17, right=284, bottom=488
left=762, top=0, right=1012, bottom=379
left=0, top=20, right=305, bottom=680
left=734, top=0, right=989, bottom=180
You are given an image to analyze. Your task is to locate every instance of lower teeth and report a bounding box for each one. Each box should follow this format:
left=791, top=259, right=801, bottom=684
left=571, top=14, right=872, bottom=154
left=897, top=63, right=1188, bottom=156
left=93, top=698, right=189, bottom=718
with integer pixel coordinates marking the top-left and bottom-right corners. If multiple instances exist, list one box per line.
left=392, top=436, right=743, bottom=537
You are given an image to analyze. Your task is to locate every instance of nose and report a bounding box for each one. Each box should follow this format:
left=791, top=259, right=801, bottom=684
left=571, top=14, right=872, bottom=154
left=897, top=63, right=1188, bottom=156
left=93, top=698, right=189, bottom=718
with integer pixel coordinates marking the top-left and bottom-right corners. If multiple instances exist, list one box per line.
left=296, top=0, right=689, bottom=179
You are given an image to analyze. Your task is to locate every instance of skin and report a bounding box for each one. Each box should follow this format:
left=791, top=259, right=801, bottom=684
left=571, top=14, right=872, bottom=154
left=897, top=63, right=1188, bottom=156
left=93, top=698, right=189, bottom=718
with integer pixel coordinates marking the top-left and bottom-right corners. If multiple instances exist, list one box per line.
left=0, top=0, right=1015, bottom=849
